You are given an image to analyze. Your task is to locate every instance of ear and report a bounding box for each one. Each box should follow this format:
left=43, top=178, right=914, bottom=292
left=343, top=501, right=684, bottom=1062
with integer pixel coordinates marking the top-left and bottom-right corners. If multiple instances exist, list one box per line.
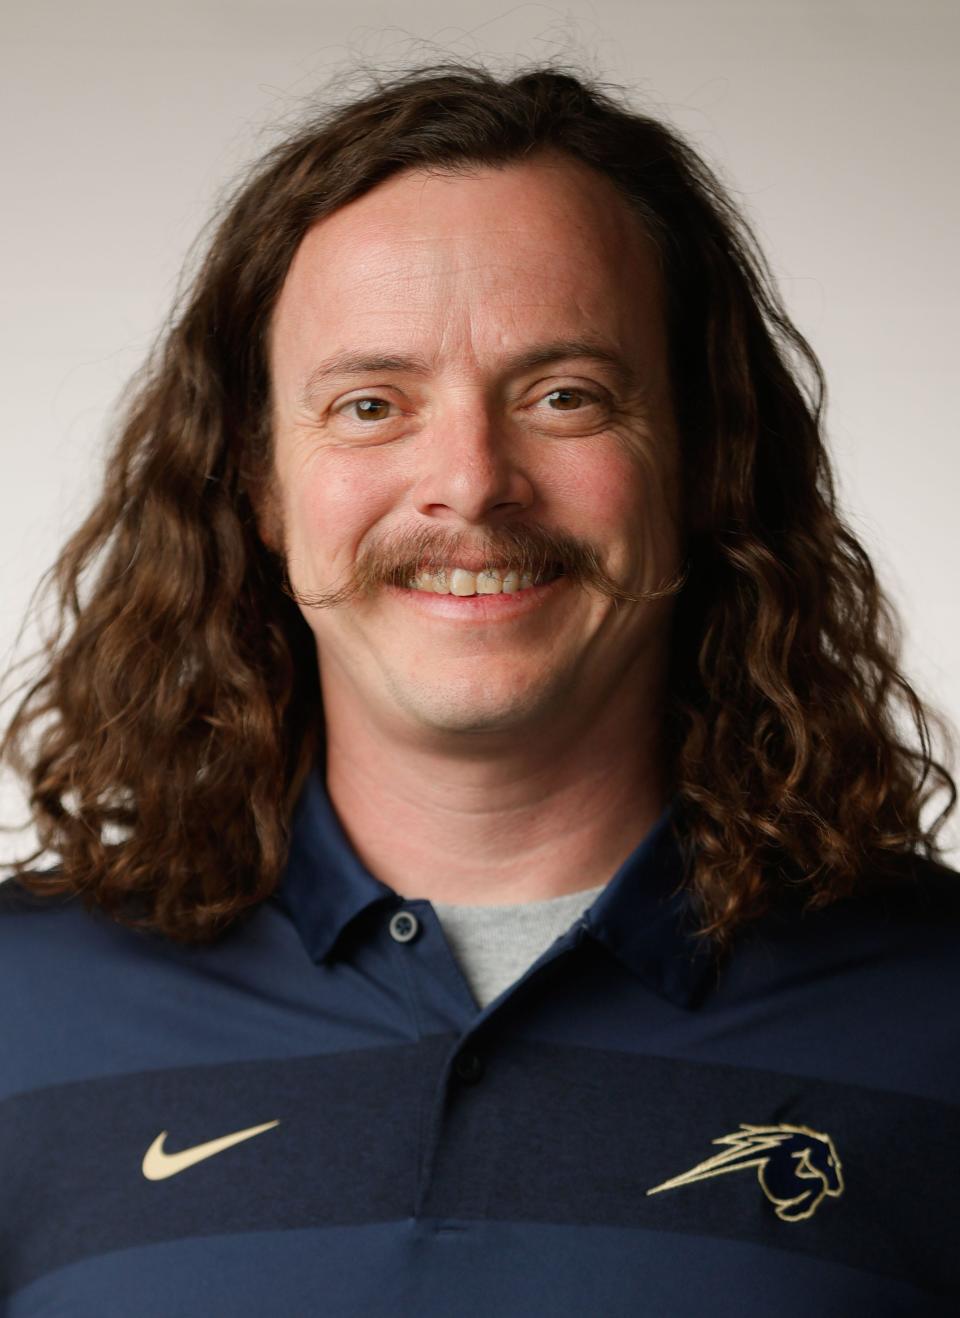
left=250, top=477, right=284, bottom=555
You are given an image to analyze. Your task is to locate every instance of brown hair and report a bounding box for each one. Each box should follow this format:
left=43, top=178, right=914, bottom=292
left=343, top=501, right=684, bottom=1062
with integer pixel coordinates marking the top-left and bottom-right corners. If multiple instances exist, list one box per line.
left=2, top=60, right=955, bottom=951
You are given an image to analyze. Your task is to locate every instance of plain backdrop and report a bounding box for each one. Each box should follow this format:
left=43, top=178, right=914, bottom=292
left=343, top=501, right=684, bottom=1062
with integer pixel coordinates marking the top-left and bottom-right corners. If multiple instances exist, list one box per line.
left=2, top=0, right=958, bottom=865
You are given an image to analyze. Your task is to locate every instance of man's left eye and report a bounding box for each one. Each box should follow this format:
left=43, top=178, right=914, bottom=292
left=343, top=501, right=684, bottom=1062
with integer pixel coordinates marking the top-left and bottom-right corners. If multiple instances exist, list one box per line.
left=543, top=388, right=596, bottom=411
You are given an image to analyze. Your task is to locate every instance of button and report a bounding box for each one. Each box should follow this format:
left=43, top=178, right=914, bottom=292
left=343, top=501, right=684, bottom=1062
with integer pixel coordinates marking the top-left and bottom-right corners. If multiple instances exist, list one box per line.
left=453, top=1050, right=485, bottom=1084
left=388, top=910, right=420, bottom=943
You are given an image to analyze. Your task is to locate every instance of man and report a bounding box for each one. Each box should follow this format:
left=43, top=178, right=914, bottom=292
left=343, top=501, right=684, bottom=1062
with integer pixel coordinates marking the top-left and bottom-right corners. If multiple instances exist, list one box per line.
left=1, top=62, right=958, bottom=1315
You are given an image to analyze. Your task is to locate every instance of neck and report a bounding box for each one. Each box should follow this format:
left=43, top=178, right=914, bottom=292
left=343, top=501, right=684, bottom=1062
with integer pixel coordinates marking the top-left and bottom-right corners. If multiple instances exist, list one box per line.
left=321, top=674, right=669, bottom=907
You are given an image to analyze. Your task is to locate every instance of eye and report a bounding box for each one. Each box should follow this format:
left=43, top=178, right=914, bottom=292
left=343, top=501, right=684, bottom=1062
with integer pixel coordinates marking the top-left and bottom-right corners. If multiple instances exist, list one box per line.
left=544, top=387, right=593, bottom=411
left=343, top=396, right=393, bottom=421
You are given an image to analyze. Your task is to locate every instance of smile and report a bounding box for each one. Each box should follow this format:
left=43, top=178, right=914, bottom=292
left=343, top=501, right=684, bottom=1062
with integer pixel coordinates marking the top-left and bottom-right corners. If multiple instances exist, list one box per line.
left=404, top=565, right=564, bottom=596
left=387, top=574, right=569, bottom=621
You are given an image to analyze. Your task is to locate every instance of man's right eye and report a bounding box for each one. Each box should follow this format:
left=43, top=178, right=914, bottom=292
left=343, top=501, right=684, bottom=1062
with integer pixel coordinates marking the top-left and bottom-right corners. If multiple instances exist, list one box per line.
left=343, top=397, right=392, bottom=421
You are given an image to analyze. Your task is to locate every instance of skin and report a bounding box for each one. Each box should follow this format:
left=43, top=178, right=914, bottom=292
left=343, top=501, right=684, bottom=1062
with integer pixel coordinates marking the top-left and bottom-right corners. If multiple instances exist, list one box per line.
left=261, top=152, right=685, bottom=904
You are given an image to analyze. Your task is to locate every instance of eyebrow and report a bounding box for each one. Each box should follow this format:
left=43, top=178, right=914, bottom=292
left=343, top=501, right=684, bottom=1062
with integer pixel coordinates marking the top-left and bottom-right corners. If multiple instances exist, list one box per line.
left=298, top=337, right=640, bottom=406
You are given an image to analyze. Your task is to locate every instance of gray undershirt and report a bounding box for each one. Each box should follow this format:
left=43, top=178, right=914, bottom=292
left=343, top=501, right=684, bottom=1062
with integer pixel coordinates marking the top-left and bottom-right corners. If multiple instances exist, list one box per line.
left=431, top=882, right=608, bottom=1010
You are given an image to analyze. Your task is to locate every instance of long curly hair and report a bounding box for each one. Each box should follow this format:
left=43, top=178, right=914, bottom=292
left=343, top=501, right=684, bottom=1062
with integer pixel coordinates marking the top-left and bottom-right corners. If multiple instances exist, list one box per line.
left=2, top=61, right=955, bottom=951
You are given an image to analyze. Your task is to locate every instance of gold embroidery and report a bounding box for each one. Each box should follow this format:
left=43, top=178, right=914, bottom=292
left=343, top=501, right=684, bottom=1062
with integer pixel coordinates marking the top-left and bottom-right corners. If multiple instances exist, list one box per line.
left=142, top=1119, right=281, bottom=1181
left=646, top=1122, right=844, bottom=1222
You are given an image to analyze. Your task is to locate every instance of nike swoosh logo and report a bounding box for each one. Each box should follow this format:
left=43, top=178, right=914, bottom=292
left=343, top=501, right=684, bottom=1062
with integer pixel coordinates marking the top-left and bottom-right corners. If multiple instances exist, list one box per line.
left=142, top=1119, right=280, bottom=1180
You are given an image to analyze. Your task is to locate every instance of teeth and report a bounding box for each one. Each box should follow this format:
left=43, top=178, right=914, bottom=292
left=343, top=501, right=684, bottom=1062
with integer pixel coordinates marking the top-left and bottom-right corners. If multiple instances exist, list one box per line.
left=449, top=568, right=476, bottom=597
left=475, top=570, right=502, bottom=595
left=408, top=566, right=549, bottom=596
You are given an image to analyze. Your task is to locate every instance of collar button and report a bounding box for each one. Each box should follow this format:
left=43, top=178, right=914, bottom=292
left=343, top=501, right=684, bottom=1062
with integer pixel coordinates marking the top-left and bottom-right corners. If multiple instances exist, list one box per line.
left=453, top=1050, right=485, bottom=1084
left=389, top=910, right=420, bottom=943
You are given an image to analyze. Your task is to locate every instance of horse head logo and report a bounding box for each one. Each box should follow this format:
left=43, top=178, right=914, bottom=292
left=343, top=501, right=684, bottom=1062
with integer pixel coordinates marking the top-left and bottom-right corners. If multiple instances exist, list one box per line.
left=646, top=1122, right=844, bottom=1222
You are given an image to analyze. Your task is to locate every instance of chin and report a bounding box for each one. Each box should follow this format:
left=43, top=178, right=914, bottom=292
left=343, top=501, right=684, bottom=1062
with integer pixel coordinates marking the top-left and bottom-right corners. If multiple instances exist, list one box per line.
left=392, top=679, right=549, bottom=737
left=380, top=654, right=582, bottom=737
left=409, top=699, right=539, bottom=736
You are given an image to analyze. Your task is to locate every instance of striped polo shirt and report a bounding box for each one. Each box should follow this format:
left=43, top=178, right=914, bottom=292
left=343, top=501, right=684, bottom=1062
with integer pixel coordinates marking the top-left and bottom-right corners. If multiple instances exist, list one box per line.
left=1, top=765, right=958, bottom=1315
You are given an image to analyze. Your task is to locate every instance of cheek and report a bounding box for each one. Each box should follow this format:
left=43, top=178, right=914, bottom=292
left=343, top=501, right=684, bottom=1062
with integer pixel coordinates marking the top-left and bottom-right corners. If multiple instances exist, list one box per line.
left=552, top=448, right=651, bottom=535
left=553, top=443, right=681, bottom=582
left=284, top=451, right=404, bottom=569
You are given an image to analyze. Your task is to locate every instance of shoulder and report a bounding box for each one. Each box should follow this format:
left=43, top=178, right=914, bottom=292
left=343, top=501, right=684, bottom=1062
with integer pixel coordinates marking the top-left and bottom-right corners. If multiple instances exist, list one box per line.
left=0, top=865, right=130, bottom=985
left=0, top=870, right=172, bottom=1102
left=0, top=869, right=74, bottom=912
left=718, top=850, right=960, bottom=1100
left=803, top=850, right=960, bottom=955
left=0, top=869, right=106, bottom=951
left=751, top=849, right=960, bottom=953
left=0, top=868, right=295, bottom=1104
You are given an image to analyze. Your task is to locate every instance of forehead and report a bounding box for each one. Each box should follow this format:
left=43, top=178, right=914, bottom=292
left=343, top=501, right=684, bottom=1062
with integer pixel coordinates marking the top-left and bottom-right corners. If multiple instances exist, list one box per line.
left=269, top=152, right=665, bottom=379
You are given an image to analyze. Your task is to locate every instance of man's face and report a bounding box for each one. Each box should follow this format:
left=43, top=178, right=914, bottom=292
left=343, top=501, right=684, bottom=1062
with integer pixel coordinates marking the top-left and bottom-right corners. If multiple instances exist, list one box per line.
left=264, top=153, right=683, bottom=745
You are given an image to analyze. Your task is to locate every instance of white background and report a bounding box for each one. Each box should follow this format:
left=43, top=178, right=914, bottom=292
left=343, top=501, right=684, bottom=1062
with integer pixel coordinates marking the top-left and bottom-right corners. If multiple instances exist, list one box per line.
left=2, top=0, right=958, bottom=863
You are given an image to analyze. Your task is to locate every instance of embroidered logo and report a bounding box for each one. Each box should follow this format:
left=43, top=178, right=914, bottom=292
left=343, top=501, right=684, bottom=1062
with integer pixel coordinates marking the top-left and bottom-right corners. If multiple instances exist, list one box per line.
left=142, top=1120, right=281, bottom=1181
left=646, top=1122, right=844, bottom=1222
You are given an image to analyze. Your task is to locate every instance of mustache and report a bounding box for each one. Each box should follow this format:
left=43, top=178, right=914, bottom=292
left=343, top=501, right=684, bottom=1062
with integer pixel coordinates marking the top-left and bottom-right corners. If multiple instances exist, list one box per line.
left=281, top=523, right=689, bottom=609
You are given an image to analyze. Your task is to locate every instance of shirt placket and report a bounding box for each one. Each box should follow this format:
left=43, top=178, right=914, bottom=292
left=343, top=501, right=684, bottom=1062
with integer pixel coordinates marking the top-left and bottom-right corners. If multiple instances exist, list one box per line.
left=381, top=895, right=588, bottom=1223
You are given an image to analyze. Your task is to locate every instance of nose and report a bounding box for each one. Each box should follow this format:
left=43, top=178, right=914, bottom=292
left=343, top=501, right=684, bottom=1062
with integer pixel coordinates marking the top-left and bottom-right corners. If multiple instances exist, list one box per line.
left=410, top=401, right=534, bottom=525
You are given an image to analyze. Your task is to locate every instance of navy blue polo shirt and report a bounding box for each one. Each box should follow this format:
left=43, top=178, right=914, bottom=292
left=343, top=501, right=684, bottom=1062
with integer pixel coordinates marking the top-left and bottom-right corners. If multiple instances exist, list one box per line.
left=1, top=765, right=958, bottom=1315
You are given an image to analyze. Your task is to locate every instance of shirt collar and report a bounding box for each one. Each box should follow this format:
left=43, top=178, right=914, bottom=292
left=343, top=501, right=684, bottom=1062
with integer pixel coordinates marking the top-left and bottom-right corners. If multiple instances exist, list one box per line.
left=274, top=765, right=716, bottom=1008
left=581, top=799, right=718, bottom=1008
left=273, top=765, right=397, bottom=965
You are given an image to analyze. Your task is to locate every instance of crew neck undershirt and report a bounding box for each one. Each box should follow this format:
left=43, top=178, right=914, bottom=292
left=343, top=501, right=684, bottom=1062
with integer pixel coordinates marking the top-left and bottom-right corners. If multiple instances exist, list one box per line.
left=430, top=882, right=608, bottom=1010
